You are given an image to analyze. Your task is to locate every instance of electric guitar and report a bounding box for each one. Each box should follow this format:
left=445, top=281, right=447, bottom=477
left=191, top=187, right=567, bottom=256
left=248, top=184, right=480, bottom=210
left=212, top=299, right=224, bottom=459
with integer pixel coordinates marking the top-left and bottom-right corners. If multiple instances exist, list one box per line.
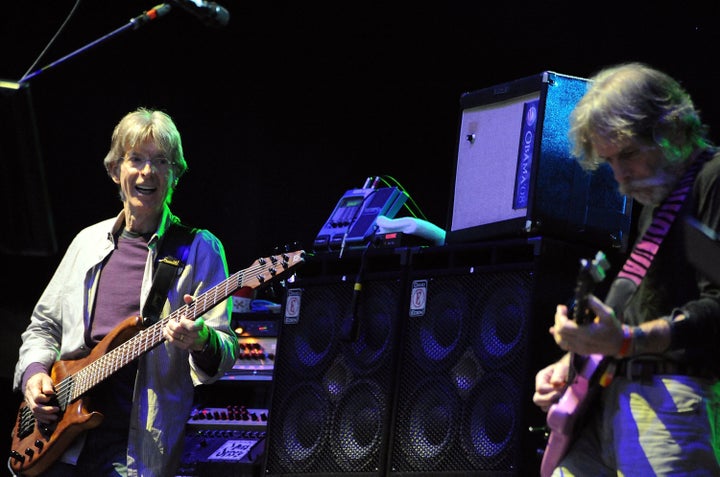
left=9, top=249, right=305, bottom=477
left=540, top=251, right=613, bottom=477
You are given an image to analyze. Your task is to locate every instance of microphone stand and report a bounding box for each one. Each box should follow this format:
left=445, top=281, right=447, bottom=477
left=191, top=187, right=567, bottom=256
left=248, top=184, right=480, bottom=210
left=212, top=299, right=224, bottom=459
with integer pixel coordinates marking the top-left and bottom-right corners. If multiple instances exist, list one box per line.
left=19, top=4, right=172, bottom=84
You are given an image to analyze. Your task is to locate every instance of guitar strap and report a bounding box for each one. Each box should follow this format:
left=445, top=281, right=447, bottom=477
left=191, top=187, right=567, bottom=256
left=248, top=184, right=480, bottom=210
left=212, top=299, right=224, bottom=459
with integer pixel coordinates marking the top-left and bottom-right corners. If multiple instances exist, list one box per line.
left=606, top=150, right=711, bottom=312
left=141, top=223, right=198, bottom=326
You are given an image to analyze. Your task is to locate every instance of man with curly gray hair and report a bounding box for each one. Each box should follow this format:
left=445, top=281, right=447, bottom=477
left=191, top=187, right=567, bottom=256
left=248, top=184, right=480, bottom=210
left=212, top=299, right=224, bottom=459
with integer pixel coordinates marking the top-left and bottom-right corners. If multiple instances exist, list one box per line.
left=534, top=63, right=720, bottom=476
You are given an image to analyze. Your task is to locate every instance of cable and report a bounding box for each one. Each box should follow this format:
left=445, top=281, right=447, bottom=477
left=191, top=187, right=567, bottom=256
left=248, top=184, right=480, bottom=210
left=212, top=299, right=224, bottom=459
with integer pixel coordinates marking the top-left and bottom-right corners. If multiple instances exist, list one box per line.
left=378, top=175, right=429, bottom=221
left=19, top=0, right=82, bottom=83
left=339, top=240, right=372, bottom=342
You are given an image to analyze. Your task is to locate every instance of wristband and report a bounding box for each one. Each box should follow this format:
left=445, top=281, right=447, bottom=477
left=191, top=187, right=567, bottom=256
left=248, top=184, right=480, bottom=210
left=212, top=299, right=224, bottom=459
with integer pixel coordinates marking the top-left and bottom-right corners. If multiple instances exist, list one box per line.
left=632, top=326, right=647, bottom=355
left=617, top=324, right=634, bottom=358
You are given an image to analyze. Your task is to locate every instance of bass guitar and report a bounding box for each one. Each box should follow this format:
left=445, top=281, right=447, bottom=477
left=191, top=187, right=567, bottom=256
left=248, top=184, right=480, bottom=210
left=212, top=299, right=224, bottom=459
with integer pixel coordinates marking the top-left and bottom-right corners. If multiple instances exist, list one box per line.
left=540, top=250, right=613, bottom=477
left=9, top=249, right=305, bottom=477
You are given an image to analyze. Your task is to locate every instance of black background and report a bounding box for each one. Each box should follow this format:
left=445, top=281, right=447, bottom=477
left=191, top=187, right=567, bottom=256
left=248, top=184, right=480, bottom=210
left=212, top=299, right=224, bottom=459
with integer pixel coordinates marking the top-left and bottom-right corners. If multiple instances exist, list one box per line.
left=1, top=0, right=719, bottom=380
left=1, top=2, right=719, bottom=473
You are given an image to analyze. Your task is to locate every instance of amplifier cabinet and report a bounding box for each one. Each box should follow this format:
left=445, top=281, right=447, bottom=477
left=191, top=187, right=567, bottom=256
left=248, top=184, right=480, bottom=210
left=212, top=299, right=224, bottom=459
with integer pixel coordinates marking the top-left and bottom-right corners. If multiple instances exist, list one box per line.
left=263, top=248, right=410, bottom=477
left=263, top=241, right=600, bottom=476
left=384, top=238, right=593, bottom=476
left=446, top=71, right=632, bottom=252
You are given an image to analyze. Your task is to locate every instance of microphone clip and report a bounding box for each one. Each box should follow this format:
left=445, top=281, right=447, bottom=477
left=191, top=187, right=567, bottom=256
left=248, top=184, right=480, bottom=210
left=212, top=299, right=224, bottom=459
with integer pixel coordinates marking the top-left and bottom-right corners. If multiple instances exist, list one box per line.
left=171, top=0, right=230, bottom=28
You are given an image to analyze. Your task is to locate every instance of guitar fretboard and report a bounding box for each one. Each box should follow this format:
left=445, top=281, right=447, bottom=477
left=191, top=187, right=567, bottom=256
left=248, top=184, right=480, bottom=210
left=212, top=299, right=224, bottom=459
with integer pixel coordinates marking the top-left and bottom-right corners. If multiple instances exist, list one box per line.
left=53, top=252, right=302, bottom=408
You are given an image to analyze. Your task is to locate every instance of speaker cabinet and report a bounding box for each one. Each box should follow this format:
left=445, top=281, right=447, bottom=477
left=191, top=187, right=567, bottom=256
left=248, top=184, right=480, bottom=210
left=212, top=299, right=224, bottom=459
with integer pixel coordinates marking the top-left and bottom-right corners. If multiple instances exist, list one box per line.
left=264, top=249, right=409, bottom=477
left=446, top=71, right=632, bottom=252
left=265, top=240, right=595, bottom=476
left=385, top=239, right=586, bottom=476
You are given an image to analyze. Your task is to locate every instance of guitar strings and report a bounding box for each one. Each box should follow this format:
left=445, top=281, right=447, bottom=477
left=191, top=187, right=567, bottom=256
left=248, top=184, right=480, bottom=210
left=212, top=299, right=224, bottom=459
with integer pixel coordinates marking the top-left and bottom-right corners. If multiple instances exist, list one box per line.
left=53, top=254, right=297, bottom=406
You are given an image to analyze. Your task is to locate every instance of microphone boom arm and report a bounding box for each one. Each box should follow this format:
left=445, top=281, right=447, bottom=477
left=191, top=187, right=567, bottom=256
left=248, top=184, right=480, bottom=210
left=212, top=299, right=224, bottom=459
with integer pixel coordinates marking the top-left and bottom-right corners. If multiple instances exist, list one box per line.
left=19, top=4, right=172, bottom=84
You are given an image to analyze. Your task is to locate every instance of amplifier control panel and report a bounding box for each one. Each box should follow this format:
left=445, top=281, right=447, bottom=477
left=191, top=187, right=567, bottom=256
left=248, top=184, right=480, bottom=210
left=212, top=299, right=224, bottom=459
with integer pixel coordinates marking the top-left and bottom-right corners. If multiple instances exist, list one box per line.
left=187, top=406, right=269, bottom=429
left=222, top=337, right=276, bottom=381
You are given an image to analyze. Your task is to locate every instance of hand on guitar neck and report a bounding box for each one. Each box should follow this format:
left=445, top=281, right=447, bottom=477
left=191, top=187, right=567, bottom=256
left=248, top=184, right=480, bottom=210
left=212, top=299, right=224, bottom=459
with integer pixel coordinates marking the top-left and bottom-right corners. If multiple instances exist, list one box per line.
left=552, top=294, right=626, bottom=358
left=537, top=251, right=625, bottom=477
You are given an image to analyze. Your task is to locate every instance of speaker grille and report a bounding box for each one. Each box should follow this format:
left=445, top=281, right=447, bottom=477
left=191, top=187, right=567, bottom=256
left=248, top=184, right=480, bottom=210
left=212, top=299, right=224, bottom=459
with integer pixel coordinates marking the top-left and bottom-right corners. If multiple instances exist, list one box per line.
left=265, top=240, right=589, bottom=477
left=266, top=275, right=403, bottom=476
left=388, top=270, right=532, bottom=475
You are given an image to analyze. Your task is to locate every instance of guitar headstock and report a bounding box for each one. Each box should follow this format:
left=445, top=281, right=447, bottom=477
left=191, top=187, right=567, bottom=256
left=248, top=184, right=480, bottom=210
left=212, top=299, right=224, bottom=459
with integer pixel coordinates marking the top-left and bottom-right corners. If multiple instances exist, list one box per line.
left=573, top=251, right=611, bottom=324
left=241, top=249, right=306, bottom=289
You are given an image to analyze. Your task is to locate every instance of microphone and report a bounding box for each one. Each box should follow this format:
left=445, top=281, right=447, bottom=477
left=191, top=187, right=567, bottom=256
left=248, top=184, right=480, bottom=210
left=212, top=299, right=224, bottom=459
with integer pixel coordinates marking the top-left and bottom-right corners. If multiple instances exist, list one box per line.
left=130, top=3, right=172, bottom=29
left=171, top=0, right=230, bottom=28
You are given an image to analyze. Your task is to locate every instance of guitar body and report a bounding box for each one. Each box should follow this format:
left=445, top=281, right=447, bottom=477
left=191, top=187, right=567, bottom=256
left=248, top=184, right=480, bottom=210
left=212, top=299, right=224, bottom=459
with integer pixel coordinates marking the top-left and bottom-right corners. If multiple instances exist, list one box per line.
left=10, top=316, right=145, bottom=477
left=540, top=353, right=607, bottom=477
left=539, top=251, right=612, bottom=477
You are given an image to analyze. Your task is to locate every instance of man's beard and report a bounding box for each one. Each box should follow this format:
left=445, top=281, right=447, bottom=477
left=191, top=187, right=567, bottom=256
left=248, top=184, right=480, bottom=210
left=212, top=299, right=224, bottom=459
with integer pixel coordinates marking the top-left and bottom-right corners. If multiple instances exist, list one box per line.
left=619, top=169, right=679, bottom=206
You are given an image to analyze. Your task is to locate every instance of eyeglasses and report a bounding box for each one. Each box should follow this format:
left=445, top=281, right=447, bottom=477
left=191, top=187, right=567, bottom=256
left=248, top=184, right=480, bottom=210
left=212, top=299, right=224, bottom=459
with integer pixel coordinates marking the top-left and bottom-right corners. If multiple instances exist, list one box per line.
left=124, top=153, right=176, bottom=173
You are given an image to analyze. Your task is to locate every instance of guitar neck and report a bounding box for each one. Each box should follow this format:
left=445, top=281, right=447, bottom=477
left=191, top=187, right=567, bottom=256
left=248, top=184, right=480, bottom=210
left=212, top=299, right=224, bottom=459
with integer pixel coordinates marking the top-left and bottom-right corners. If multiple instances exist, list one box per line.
left=70, top=270, right=246, bottom=400
left=66, top=250, right=305, bottom=401
left=66, top=255, right=288, bottom=402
